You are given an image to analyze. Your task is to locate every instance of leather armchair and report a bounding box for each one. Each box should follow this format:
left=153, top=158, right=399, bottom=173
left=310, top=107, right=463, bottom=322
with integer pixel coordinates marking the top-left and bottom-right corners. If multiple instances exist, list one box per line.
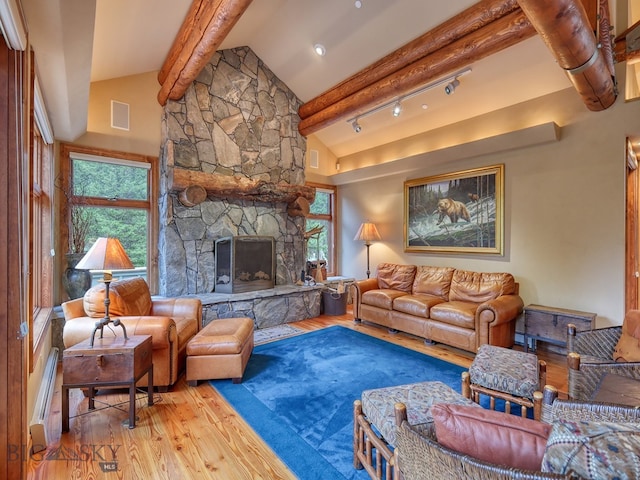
left=61, top=277, right=201, bottom=391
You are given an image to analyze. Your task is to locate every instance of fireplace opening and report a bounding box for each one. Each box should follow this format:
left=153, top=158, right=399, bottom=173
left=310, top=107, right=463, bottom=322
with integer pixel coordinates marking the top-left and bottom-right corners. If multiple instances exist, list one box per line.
left=214, top=236, right=276, bottom=293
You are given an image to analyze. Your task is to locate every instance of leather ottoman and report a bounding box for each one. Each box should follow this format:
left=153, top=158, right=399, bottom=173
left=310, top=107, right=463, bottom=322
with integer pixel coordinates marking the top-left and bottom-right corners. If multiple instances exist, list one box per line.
left=186, top=317, right=254, bottom=386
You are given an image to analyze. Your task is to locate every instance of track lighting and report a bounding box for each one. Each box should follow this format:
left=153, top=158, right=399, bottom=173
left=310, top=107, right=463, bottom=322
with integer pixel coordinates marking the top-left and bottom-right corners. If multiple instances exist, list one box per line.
left=344, top=67, right=471, bottom=133
left=392, top=101, right=402, bottom=117
left=444, top=78, right=460, bottom=95
left=314, top=44, right=326, bottom=56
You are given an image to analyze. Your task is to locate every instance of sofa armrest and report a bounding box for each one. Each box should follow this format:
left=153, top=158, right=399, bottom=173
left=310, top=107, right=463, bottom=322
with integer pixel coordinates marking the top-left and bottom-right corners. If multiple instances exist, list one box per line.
left=61, top=298, right=86, bottom=321
left=477, top=294, right=524, bottom=327
left=151, top=297, right=203, bottom=330
left=63, top=315, right=177, bottom=349
left=476, top=294, right=523, bottom=348
left=351, top=278, right=379, bottom=320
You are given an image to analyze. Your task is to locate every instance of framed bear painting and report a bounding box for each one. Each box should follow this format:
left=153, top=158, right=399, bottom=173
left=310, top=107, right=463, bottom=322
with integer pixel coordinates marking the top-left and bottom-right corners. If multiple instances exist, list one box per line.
left=404, top=164, right=504, bottom=254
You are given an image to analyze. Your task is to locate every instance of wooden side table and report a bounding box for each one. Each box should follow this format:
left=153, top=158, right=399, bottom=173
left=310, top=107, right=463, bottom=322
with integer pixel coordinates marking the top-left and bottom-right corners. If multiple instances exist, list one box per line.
left=524, top=304, right=596, bottom=353
left=62, top=335, right=153, bottom=432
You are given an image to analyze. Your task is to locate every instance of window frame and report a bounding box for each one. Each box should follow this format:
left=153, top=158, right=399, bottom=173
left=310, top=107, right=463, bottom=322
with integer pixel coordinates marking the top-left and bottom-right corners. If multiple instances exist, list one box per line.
left=30, top=100, right=55, bottom=373
left=59, top=143, right=159, bottom=294
left=306, top=182, right=337, bottom=276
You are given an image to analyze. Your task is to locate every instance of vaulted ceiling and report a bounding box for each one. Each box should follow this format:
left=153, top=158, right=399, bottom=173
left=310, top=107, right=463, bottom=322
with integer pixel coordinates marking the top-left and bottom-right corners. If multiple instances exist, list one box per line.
left=21, top=0, right=636, bottom=159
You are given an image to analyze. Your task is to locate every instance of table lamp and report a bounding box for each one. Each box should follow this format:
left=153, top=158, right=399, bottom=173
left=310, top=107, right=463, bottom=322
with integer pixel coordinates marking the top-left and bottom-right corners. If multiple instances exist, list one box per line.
left=75, top=237, right=134, bottom=347
left=354, top=222, right=381, bottom=279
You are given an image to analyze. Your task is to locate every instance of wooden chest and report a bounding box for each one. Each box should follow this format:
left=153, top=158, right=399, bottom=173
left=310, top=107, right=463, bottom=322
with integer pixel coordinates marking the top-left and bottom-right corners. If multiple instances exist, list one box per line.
left=524, top=304, right=596, bottom=353
left=63, top=335, right=152, bottom=386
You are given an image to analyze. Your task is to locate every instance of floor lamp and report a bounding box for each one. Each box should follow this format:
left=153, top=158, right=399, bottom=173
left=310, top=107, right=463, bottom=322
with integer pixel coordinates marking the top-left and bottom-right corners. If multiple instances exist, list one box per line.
left=354, top=222, right=381, bottom=279
left=75, top=237, right=134, bottom=347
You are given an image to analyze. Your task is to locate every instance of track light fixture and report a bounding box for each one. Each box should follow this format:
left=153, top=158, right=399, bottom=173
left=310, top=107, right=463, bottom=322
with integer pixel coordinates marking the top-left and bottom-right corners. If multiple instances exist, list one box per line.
left=444, top=78, right=460, bottom=95
left=344, top=67, right=471, bottom=133
left=392, top=101, right=402, bottom=117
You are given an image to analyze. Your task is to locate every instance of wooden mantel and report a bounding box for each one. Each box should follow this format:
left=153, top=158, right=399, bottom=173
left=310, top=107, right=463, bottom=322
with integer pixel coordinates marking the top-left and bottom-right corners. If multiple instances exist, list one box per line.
left=169, top=167, right=316, bottom=206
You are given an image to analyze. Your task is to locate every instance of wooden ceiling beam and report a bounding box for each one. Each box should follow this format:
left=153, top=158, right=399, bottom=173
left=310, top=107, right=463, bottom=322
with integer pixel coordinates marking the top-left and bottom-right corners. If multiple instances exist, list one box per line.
left=298, top=9, right=536, bottom=137
left=517, top=0, right=616, bottom=111
left=299, top=0, right=521, bottom=120
left=157, top=0, right=253, bottom=106
left=614, top=19, right=640, bottom=64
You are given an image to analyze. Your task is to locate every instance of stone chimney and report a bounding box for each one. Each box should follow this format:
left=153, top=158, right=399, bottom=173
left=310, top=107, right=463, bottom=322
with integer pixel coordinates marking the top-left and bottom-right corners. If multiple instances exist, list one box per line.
left=157, top=47, right=311, bottom=296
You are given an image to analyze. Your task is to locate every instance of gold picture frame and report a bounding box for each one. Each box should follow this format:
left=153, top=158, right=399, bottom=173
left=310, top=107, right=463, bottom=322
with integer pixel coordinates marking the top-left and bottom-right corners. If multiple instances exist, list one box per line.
left=404, top=164, right=504, bottom=254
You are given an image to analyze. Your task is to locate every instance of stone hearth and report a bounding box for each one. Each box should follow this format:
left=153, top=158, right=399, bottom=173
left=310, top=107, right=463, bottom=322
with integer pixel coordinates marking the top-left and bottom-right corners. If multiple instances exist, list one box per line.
left=198, top=285, right=322, bottom=329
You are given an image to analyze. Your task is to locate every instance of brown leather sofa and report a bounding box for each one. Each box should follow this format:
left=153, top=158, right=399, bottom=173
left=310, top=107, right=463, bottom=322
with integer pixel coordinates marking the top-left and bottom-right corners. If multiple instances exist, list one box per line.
left=352, top=263, right=523, bottom=352
left=61, top=277, right=202, bottom=391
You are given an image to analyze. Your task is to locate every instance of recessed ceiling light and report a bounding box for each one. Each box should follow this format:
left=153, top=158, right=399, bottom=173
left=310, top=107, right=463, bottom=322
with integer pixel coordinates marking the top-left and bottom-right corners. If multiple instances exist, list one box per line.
left=355, top=0, right=363, bottom=8
left=421, top=104, right=428, bottom=110
left=314, top=44, right=326, bottom=56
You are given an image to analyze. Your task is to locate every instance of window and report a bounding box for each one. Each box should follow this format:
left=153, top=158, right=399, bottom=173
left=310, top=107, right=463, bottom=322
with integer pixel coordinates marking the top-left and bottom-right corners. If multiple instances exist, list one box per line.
left=306, top=183, right=337, bottom=276
left=60, top=144, right=158, bottom=292
left=30, top=119, right=55, bottom=370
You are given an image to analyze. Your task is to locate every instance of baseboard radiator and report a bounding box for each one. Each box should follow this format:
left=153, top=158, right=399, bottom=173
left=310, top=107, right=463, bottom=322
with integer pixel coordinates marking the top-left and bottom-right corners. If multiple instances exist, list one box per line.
left=30, top=347, right=59, bottom=453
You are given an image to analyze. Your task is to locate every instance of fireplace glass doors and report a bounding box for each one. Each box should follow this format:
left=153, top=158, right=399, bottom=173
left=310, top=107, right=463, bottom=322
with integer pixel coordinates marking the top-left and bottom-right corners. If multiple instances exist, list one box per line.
left=214, top=236, right=275, bottom=293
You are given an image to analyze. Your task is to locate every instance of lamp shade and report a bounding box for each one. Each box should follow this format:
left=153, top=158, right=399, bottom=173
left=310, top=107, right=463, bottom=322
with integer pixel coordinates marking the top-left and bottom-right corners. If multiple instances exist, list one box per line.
left=354, top=222, right=381, bottom=244
left=75, top=237, right=134, bottom=271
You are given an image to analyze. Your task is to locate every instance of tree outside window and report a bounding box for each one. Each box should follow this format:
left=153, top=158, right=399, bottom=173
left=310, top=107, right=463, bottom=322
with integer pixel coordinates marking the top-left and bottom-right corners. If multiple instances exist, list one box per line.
left=306, top=184, right=337, bottom=276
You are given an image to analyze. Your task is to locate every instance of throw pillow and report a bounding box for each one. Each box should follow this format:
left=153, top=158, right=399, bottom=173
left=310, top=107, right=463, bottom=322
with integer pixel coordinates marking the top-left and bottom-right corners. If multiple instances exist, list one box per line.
left=83, top=277, right=152, bottom=318
left=613, top=310, right=640, bottom=362
left=431, top=403, right=551, bottom=471
left=376, top=263, right=416, bottom=292
left=541, top=419, right=640, bottom=478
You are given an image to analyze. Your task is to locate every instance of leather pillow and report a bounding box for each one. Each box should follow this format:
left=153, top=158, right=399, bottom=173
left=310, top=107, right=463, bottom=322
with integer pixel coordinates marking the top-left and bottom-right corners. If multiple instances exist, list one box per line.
left=376, top=263, right=416, bottom=293
left=431, top=403, right=552, bottom=471
left=613, top=310, right=640, bottom=362
left=412, top=266, right=455, bottom=298
left=83, top=277, right=152, bottom=318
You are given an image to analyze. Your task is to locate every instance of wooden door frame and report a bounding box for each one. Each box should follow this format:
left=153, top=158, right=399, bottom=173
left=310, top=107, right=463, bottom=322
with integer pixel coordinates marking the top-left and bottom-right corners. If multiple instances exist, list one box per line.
left=0, top=41, right=28, bottom=479
left=626, top=139, right=639, bottom=312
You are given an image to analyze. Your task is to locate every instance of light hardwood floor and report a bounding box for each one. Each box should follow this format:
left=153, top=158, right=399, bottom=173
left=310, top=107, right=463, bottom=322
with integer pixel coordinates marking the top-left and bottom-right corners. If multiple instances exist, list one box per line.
left=27, top=310, right=567, bottom=479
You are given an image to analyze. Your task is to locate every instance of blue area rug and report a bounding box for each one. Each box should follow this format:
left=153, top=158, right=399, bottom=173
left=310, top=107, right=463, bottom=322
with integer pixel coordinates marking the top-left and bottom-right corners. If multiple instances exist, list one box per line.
left=212, top=326, right=473, bottom=480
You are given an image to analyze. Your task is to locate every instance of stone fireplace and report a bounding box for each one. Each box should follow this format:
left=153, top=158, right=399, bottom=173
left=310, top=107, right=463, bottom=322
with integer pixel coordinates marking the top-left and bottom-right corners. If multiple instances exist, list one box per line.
left=215, top=236, right=275, bottom=293
left=157, top=46, right=318, bottom=326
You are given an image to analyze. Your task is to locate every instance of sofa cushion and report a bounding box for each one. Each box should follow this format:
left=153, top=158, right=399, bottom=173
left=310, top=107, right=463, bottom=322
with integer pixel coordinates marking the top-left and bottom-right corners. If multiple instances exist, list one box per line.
left=428, top=301, right=478, bottom=329
left=376, top=263, right=416, bottom=293
left=432, top=403, right=552, bottom=472
left=361, top=289, right=407, bottom=310
left=613, top=310, right=640, bottom=362
left=412, top=266, right=455, bottom=298
left=541, top=419, right=640, bottom=478
left=393, top=294, right=445, bottom=318
left=83, top=277, right=152, bottom=318
left=449, top=269, right=516, bottom=303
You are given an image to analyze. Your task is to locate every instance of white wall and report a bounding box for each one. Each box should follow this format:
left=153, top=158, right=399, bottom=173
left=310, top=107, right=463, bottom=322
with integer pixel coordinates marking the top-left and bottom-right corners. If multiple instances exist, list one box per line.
left=335, top=88, right=639, bottom=327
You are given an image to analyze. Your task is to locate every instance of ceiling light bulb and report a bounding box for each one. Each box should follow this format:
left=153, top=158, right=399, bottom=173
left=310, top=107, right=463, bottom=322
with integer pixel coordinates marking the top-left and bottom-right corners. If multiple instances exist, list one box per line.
left=444, top=78, right=460, bottom=95
left=314, top=44, right=326, bottom=56
left=355, top=0, right=362, bottom=8
left=352, top=119, right=362, bottom=133
left=392, top=101, right=402, bottom=117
